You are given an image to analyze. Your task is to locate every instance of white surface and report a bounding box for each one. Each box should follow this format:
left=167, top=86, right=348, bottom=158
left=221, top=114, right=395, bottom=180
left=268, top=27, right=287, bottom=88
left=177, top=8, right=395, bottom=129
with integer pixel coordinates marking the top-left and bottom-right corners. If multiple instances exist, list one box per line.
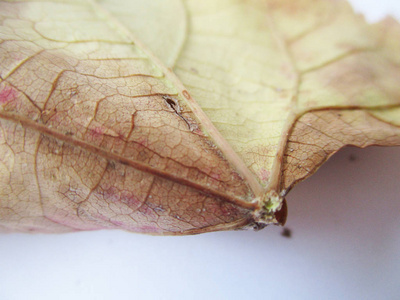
left=1, top=1, right=400, bottom=300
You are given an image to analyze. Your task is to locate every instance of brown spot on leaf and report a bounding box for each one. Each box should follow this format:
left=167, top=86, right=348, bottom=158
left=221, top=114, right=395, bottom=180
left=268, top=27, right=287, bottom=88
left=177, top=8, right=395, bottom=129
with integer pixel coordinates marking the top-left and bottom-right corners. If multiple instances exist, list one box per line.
left=182, top=90, right=191, bottom=100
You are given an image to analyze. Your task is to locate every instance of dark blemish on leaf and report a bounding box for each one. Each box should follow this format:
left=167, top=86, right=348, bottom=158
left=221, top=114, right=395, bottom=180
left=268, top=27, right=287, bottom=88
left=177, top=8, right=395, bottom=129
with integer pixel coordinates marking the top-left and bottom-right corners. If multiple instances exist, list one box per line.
left=281, top=227, right=292, bottom=238
left=119, top=160, right=129, bottom=166
left=163, top=95, right=180, bottom=112
left=108, top=161, right=116, bottom=170
left=190, top=67, right=198, bottom=74
left=162, top=95, right=193, bottom=131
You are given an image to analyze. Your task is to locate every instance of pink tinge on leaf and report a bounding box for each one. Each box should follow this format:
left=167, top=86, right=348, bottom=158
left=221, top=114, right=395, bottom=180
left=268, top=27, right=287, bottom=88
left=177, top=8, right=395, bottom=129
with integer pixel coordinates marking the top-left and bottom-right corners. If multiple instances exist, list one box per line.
left=87, top=126, right=106, bottom=142
left=210, top=172, right=221, bottom=181
left=92, top=126, right=105, bottom=135
left=260, top=168, right=270, bottom=181
left=137, top=137, right=148, bottom=146
left=0, top=86, right=17, bottom=105
left=135, top=225, right=162, bottom=234
left=120, top=191, right=142, bottom=208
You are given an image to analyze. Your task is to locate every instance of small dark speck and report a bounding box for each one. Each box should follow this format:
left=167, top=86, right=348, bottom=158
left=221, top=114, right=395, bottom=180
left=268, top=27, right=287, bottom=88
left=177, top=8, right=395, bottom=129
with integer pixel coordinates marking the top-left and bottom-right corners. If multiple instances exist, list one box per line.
left=108, top=161, right=116, bottom=169
left=252, top=222, right=267, bottom=231
left=120, top=160, right=129, bottom=166
left=281, top=227, right=292, bottom=238
left=348, top=154, right=357, bottom=162
left=190, top=67, right=198, bottom=74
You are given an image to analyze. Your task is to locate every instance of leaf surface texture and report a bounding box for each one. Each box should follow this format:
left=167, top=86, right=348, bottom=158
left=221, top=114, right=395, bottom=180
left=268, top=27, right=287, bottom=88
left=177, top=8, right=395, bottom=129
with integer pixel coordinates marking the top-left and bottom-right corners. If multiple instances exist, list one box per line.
left=1, top=0, right=400, bottom=234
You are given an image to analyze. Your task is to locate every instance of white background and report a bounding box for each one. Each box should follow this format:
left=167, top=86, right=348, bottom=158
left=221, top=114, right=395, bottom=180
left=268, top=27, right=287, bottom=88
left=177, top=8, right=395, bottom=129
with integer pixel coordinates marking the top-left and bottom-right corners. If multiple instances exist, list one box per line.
left=1, top=1, right=400, bottom=300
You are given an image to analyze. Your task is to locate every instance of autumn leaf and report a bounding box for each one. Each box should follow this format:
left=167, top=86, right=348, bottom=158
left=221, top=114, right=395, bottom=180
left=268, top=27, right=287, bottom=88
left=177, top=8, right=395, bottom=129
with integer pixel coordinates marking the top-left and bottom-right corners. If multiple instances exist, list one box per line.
left=1, top=0, right=400, bottom=235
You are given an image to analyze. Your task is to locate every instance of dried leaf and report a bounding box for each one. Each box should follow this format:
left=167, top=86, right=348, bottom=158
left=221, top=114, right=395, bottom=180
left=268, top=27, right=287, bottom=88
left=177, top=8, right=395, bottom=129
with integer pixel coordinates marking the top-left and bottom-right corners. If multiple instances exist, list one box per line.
left=1, top=0, right=399, bottom=234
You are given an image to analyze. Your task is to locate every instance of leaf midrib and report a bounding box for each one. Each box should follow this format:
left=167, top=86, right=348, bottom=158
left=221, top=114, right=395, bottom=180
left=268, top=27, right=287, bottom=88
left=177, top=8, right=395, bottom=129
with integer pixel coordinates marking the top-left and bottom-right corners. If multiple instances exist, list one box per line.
left=88, top=0, right=266, bottom=198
